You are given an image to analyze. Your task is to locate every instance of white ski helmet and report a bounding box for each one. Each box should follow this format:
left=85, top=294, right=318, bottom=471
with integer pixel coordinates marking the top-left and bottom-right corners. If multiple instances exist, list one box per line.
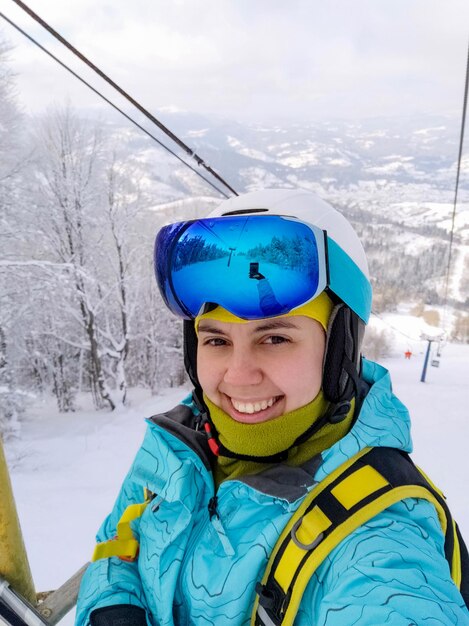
left=208, top=188, right=369, bottom=284
left=181, top=188, right=372, bottom=410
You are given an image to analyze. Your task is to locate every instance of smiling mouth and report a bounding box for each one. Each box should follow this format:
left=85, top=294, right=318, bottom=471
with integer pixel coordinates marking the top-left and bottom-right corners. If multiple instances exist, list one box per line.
left=230, top=396, right=281, bottom=414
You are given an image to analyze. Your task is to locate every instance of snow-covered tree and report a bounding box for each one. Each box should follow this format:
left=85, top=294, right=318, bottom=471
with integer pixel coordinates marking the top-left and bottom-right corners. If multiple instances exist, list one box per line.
left=93, top=154, right=147, bottom=405
left=0, top=35, right=28, bottom=437
left=29, top=105, right=117, bottom=409
left=13, top=105, right=185, bottom=411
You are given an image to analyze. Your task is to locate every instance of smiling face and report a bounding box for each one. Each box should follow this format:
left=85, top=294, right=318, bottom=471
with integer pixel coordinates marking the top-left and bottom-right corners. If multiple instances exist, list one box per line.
left=197, top=315, right=326, bottom=424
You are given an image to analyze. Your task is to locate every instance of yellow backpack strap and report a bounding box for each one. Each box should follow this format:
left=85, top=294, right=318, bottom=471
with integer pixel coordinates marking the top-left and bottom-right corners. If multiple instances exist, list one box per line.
left=92, top=489, right=155, bottom=563
left=415, top=464, right=469, bottom=599
left=252, top=447, right=465, bottom=626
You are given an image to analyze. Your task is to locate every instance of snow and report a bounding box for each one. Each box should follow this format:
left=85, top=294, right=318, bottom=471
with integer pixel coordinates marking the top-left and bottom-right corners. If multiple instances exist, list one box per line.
left=382, top=155, right=415, bottom=162
left=279, top=152, right=319, bottom=168
left=413, top=126, right=447, bottom=135
left=364, top=130, right=388, bottom=138
left=397, top=231, right=435, bottom=257
left=381, top=343, right=469, bottom=547
left=327, top=158, right=351, bottom=167
left=364, top=161, right=417, bottom=175
left=172, top=253, right=316, bottom=317
left=370, top=310, right=445, bottom=344
left=355, top=139, right=375, bottom=149
left=3, top=323, right=469, bottom=625
left=226, top=136, right=273, bottom=162
left=385, top=200, right=469, bottom=237
left=241, top=167, right=285, bottom=189
left=451, top=245, right=469, bottom=302
left=5, top=386, right=191, bottom=625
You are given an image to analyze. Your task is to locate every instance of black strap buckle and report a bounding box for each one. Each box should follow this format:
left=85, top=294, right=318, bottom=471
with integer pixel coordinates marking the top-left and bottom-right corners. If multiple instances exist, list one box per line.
left=254, top=581, right=288, bottom=626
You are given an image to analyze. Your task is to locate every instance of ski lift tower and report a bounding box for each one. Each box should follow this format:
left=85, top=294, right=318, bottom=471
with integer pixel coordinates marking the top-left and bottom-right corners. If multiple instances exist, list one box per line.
left=420, top=331, right=444, bottom=383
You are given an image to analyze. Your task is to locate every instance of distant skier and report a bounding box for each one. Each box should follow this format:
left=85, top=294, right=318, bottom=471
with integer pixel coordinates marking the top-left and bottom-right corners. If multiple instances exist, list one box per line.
left=76, top=189, right=469, bottom=626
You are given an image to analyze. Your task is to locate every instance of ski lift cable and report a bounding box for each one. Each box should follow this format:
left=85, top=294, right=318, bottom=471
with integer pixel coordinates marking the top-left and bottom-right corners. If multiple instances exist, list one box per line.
left=443, top=39, right=469, bottom=309
left=7, top=0, right=239, bottom=198
left=370, top=310, right=429, bottom=343
left=0, top=10, right=231, bottom=199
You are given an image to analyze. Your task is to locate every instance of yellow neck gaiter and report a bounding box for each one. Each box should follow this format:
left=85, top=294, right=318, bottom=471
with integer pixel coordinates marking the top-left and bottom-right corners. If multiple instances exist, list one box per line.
left=203, top=393, right=355, bottom=487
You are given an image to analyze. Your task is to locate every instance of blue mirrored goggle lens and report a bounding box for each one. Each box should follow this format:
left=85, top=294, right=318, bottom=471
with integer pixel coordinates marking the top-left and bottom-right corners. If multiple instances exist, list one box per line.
left=154, top=215, right=327, bottom=319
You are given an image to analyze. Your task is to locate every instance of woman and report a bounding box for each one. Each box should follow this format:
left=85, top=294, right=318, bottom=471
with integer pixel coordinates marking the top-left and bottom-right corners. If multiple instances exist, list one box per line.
left=76, top=189, right=469, bottom=625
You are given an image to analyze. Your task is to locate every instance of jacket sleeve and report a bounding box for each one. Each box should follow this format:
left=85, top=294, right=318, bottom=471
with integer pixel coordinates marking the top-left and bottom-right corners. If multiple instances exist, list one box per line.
left=300, top=498, right=469, bottom=625
left=75, top=460, right=152, bottom=626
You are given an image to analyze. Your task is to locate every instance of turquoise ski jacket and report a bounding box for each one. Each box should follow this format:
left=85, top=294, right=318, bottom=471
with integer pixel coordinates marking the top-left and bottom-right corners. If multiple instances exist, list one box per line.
left=76, top=360, right=469, bottom=625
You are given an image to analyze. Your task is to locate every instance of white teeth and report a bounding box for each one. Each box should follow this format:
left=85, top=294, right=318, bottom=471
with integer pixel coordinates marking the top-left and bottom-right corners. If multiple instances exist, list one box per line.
left=231, top=397, right=276, bottom=414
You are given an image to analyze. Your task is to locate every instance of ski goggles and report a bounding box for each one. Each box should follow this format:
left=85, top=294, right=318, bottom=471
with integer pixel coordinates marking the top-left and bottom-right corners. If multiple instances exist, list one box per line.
left=154, top=214, right=371, bottom=323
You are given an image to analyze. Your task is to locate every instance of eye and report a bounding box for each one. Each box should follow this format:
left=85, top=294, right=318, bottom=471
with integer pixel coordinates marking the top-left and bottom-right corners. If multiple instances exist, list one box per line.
left=263, top=335, right=290, bottom=345
left=202, top=337, right=228, bottom=347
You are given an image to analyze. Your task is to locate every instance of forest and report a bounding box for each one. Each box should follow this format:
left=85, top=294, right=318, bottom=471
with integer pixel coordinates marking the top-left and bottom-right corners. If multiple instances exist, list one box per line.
left=0, top=39, right=186, bottom=437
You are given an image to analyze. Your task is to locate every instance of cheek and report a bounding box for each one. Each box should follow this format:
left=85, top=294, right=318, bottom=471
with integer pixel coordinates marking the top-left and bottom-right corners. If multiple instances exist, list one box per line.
left=197, top=350, right=220, bottom=396
left=196, top=351, right=209, bottom=389
left=276, top=343, right=324, bottom=408
left=308, top=342, right=325, bottom=394
left=310, top=343, right=325, bottom=386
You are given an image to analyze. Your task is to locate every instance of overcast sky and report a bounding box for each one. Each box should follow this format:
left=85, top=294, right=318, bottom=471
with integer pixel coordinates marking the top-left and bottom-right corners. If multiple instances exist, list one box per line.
left=0, top=0, right=468, bottom=124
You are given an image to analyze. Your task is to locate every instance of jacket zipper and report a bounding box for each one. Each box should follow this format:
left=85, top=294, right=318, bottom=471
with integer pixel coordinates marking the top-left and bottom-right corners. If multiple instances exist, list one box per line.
left=177, top=487, right=235, bottom=597
left=207, top=495, right=235, bottom=556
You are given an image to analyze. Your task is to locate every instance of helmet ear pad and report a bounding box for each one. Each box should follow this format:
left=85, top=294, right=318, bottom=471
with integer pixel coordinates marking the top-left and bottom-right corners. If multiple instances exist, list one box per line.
left=322, top=304, right=364, bottom=404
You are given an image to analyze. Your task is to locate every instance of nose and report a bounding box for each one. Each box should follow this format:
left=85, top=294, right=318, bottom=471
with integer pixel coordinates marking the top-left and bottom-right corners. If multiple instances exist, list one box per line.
left=222, top=346, right=263, bottom=387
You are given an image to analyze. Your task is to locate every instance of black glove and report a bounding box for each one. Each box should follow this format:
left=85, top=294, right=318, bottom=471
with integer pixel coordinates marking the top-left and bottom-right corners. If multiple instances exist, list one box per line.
left=90, top=605, right=147, bottom=626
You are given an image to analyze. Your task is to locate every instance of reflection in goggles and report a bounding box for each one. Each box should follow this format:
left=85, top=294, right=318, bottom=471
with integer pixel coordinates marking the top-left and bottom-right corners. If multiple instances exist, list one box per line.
left=174, top=219, right=317, bottom=274
left=155, top=215, right=327, bottom=320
